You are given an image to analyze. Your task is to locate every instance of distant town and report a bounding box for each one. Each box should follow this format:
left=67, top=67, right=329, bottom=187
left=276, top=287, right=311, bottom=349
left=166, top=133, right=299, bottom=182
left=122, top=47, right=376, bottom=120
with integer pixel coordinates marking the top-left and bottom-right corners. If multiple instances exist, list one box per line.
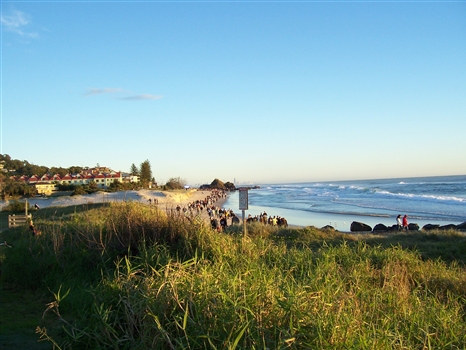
left=0, top=155, right=250, bottom=199
left=1, top=165, right=140, bottom=196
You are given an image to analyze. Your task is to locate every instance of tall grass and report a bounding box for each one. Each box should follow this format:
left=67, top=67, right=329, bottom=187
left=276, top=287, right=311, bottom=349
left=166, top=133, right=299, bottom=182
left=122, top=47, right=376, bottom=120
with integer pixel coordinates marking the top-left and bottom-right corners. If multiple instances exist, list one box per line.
left=1, top=202, right=466, bottom=349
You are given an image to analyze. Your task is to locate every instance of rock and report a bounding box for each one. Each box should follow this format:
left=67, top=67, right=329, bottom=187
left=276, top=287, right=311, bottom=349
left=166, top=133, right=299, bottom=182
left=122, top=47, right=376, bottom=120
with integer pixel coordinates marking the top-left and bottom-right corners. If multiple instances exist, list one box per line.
left=439, top=224, right=457, bottom=230
left=457, top=222, right=466, bottom=231
left=350, top=221, right=372, bottom=232
left=321, top=225, right=335, bottom=231
left=373, top=223, right=388, bottom=232
left=408, top=223, right=419, bottom=231
left=422, top=224, right=440, bottom=231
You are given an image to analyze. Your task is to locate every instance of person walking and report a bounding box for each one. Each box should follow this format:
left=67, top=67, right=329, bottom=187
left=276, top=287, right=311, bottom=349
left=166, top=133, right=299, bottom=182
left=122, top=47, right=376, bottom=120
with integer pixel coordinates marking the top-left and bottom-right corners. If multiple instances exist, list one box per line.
left=396, top=215, right=402, bottom=231
left=402, top=215, right=409, bottom=231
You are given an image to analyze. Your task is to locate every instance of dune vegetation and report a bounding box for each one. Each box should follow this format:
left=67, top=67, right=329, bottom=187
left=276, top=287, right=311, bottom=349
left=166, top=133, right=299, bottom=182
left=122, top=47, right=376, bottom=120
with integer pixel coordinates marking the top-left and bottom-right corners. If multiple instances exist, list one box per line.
left=1, top=202, right=466, bottom=349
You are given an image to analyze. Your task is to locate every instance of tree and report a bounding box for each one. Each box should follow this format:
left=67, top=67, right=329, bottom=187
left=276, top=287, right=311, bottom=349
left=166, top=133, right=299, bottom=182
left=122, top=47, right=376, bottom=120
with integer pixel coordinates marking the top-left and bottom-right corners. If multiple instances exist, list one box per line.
left=68, top=166, right=83, bottom=174
left=130, top=163, right=139, bottom=176
left=224, top=181, right=236, bottom=190
left=165, top=177, right=186, bottom=190
left=109, top=180, right=124, bottom=192
left=139, top=160, right=152, bottom=187
left=210, top=178, right=225, bottom=189
left=50, top=167, right=68, bottom=177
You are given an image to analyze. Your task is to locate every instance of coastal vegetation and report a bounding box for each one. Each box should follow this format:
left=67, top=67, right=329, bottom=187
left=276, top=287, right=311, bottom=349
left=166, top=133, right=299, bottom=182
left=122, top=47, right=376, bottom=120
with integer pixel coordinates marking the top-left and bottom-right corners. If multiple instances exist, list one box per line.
left=0, top=154, right=154, bottom=199
left=1, top=202, right=466, bottom=349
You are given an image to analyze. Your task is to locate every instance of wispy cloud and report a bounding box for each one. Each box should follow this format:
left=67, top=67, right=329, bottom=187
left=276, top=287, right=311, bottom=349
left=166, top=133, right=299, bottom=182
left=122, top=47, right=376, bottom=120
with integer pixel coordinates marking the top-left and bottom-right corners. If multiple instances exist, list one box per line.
left=1, top=10, right=38, bottom=38
left=84, top=88, right=124, bottom=96
left=119, top=94, right=163, bottom=101
left=84, top=88, right=163, bottom=101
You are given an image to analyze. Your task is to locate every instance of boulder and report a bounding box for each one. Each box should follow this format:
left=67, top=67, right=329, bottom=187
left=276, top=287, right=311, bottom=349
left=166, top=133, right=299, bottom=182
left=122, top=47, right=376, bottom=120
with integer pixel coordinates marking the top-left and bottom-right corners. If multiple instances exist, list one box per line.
left=373, top=223, right=388, bottom=232
left=408, top=223, right=419, bottom=231
left=321, top=225, right=335, bottom=231
left=422, top=224, right=440, bottom=231
left=439, top=224, right=457, bottom=230
left=350, top=221, right=372, bottom=232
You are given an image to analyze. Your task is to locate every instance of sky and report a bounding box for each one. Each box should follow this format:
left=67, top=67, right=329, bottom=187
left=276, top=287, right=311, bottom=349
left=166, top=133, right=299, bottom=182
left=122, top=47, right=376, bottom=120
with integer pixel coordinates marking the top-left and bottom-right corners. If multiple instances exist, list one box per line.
left=1, top=0, right=465, bottom=186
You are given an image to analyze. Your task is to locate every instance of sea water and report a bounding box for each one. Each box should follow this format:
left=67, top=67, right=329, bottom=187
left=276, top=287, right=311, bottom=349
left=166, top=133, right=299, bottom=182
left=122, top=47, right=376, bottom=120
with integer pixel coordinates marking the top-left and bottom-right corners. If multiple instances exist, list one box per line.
left=223, top=175, right=466, bottom=231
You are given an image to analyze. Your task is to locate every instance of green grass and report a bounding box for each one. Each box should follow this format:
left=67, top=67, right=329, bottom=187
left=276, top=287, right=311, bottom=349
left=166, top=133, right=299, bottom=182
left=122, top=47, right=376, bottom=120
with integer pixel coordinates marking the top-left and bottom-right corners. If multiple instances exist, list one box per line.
left=0, top=210, right=11, bottom=232
left=0, top=286, right=58, bottom=350
left=1, top=202, right=466, bottom=349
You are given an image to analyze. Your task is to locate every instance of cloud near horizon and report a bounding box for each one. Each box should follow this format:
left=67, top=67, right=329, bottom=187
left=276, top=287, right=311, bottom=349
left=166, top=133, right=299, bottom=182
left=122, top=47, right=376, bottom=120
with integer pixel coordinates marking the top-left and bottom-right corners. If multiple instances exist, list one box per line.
left=1, top=10, right=37, bottom=38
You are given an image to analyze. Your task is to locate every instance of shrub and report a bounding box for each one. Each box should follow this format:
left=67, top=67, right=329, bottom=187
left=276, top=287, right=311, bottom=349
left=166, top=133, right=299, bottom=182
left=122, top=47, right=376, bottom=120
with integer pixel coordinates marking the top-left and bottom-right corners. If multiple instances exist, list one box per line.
left=1, top=199, right=32, bottom=213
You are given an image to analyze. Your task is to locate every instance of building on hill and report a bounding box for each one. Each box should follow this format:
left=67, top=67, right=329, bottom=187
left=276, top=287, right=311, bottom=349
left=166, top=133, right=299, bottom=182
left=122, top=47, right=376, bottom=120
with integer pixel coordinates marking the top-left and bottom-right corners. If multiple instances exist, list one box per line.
left=8, top=167, right=140, bottom=195
left=35, top=182, right=58, bottom=196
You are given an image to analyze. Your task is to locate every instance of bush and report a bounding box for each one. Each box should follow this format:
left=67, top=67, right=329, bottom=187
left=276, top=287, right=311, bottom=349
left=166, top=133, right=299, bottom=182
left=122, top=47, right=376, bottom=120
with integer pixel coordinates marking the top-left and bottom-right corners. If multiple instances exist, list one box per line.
left=1, top=199, right=32, bottom=213
left=72, top=185, right=87, bottom=195
left=165, top=177, right=186, bottom=190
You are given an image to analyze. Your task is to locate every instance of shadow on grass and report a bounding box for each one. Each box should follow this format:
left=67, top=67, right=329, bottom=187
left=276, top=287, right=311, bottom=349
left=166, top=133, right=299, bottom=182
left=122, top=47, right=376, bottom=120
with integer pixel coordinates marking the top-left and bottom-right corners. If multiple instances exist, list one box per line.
left=31, top=203, right=109, bottom=221
left=362, top=230, right=466, bottom=266
left=0, top=203, right=109, bottom=233
left=270, top=226, right=466, bottom=266
left=0, top=285, right=57, bottom=350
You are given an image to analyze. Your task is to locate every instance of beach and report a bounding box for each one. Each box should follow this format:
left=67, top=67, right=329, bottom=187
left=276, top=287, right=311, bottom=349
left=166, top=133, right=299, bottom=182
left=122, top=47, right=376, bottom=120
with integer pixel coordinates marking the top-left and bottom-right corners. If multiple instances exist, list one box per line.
left=224, top=175, right=466, bottom=231
left=1, top=189, right=228, bottom=214
left=3, top=175, right=465, bottom=233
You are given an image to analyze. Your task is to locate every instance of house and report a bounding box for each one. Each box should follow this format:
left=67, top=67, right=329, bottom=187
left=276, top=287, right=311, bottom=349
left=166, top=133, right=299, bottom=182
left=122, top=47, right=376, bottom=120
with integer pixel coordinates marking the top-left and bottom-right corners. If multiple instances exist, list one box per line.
left=35, top=182, right=57, bottom=195
left=9, top=166, right=140, bottom=194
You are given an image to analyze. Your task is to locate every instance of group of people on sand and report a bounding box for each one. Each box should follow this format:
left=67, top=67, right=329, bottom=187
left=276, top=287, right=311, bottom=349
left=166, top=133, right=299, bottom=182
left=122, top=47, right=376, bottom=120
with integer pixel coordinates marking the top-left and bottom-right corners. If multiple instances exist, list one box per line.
left=246, top=212, right=288, bottom=228
left=209, top=207, right=241, bottom=232
left=147, top=198, right=159, bottom=205
left=186, top=190, right=227, bottom=214
left=163, top=190, right=233, bottom=232
left=396, top=214, right=409, bottom=231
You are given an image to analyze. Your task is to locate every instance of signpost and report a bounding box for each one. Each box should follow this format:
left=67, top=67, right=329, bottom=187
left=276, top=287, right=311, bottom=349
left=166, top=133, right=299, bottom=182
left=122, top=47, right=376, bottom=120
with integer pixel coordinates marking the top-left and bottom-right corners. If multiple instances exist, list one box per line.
left=238, top=188, right=248, bottom=236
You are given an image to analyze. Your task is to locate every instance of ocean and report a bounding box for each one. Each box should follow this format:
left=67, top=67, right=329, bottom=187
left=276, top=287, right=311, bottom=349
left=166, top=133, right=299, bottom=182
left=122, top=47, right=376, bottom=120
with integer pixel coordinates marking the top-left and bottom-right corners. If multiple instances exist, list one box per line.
left=223, top=175, right=466, bottom=231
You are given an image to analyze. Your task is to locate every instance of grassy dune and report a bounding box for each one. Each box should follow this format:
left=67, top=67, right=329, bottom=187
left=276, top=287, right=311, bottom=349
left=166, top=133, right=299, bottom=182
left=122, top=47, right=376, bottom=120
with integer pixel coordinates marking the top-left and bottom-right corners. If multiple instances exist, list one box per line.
left=1, top=202, right=466, bottom=349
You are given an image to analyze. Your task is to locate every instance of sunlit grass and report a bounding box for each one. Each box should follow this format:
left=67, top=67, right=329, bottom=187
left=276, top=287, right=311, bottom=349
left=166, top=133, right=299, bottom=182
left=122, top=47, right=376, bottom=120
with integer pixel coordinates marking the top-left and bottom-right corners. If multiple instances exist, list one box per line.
left=1, top=202, right=466, bottom=349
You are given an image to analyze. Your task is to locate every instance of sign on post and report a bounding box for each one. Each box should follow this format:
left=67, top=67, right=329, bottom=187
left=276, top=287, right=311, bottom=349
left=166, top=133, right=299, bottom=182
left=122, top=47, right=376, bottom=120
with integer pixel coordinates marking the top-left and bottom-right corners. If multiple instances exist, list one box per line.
left=239, top=188, right=249, bottom=210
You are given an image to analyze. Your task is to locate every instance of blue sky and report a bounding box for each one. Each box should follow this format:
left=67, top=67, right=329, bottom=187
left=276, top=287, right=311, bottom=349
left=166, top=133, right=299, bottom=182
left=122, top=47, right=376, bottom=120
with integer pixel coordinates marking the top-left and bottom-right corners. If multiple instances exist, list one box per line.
left=1, top=1, right=465, bottom=186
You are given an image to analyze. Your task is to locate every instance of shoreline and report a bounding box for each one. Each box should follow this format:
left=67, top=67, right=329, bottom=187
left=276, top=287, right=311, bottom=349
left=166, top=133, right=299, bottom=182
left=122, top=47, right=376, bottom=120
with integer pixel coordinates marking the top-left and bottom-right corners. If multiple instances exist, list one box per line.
left=3, top=189, right=462, bottom=233
left=222, top=194, right=464, bottom=232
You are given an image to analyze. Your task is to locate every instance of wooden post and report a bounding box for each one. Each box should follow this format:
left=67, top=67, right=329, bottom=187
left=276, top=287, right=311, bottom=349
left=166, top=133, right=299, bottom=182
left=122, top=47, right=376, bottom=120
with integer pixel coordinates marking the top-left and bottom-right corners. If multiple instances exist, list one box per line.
left=25, top=199, right=28, bottom=216
left=242, top=209, right=246, bottom=236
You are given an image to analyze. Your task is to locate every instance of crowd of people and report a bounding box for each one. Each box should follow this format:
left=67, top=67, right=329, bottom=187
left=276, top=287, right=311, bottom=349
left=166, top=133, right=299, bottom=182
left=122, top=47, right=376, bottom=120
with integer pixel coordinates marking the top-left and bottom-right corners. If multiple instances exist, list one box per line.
left=210, top=210, right=289, bottom=231
left=245, top=212, right=288, bottom=227
left=147, top=189, right=289, bottom=233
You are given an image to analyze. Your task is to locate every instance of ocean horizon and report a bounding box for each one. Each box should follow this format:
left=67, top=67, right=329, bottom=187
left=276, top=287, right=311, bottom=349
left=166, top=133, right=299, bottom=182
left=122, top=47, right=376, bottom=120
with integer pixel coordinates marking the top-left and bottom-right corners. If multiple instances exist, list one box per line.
left=224, top=175, right=466, bottom=231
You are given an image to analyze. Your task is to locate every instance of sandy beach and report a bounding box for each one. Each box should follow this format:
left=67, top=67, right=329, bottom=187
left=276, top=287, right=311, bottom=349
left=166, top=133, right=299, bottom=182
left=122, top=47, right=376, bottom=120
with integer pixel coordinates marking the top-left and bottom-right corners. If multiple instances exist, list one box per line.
left=1, top=189, right=228, bottom=212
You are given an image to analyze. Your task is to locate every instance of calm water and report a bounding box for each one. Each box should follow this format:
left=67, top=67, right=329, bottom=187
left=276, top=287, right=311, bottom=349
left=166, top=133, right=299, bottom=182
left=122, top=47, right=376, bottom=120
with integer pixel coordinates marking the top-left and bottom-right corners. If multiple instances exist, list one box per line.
left=224, top=175, right=466, bottom=231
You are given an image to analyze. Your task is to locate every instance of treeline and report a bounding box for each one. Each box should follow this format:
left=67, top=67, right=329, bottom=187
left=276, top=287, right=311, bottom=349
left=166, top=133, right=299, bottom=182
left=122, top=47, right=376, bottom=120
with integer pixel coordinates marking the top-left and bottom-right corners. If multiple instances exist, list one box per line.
left=0, top=154, right=83, bottom=178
